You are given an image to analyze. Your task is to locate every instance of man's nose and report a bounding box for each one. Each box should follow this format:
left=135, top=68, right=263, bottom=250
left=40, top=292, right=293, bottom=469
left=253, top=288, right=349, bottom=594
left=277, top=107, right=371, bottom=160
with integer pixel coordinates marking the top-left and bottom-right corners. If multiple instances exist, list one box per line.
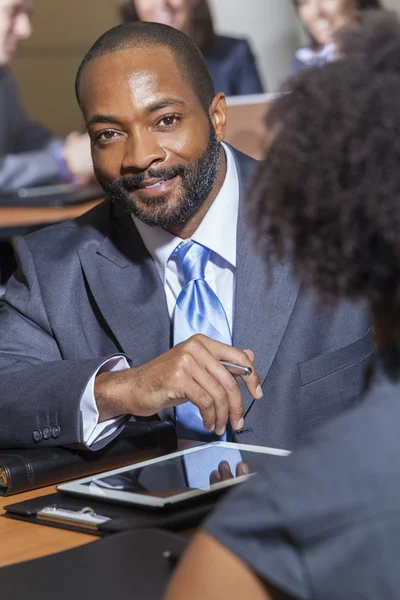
left=15, top=14, right=32, bottom=40
left=121, top=129, right=166, bottom=173
left=309, top=0, right=324, bottom=18
left=167, top=0, right=186, bottom=10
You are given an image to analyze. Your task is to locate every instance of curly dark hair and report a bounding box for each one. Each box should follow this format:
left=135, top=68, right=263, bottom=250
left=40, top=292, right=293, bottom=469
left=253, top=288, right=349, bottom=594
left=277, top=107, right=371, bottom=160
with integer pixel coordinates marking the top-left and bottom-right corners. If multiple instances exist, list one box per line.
left=249, top=11, right=400, bottom=307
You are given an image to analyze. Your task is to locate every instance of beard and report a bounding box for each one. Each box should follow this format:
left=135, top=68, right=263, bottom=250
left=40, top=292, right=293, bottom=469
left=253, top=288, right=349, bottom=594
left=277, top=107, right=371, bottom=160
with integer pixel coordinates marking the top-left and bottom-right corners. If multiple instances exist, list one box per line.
left=94, top=125, right=221, bottom=228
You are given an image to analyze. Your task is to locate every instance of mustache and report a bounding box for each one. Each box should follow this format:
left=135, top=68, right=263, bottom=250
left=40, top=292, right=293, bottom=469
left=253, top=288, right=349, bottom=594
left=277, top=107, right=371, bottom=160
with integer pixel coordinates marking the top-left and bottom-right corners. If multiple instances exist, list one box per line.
left=117, top=164, right=186, bottom=190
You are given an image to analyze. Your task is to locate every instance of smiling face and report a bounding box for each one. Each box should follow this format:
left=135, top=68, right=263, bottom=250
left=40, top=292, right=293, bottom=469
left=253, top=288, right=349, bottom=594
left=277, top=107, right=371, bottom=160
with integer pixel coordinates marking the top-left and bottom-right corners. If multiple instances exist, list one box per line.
left=133, top=0, right=197, bottom=35
left=78, top=45, right=226, bottom=229
left=296, top=0, right=357, bottom=47
left=0, top=0, right=32, bottom=65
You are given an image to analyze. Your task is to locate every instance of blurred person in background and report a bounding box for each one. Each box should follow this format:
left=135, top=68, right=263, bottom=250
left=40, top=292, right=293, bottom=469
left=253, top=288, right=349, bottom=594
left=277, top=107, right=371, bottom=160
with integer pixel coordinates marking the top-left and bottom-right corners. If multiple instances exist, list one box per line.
left=0, top=0, right=93, bottom=191
left=0, top=0, right=94, bottom=286
left=120, top=0, right=264, bottom=96
left=165, top=11, right=400, bottom=600
left=292, top=0, right=381, bottom=72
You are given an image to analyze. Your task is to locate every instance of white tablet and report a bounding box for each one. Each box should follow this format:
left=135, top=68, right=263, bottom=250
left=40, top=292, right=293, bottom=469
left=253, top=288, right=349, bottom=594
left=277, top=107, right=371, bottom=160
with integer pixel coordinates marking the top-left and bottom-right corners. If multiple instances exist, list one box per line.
left=58, top=442, right=290, bottom=509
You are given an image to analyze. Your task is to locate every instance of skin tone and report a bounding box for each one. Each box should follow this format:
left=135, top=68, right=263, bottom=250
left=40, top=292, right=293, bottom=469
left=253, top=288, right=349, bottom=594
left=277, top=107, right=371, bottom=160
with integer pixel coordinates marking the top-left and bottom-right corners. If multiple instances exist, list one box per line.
left=296, top=0, right=358, bottom=48
left=0, top=0, right=32, bottom=66
left=78, top=46, right=263, bottom=434
left=62, top=131, right=94, bottom=185
left=209, top=459, right=249, bottom=484
left=164, top=532, right=293, bottom=600
left=132, top=0, right=198, bottom=37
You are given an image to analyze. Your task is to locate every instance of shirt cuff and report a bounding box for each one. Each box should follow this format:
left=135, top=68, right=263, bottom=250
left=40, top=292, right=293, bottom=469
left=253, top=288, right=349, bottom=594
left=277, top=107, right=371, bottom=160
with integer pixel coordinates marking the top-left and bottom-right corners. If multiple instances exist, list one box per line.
left=80, top=356, right=130, bottom=447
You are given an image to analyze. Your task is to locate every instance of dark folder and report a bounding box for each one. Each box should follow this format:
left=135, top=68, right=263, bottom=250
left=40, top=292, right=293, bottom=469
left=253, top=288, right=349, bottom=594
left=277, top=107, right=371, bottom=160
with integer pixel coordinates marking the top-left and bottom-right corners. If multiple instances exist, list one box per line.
left=0, top=420, right=177, bottom=496
left=4, top=489, right=218, bottom=537
left=1, top=528, right=189, bottom=600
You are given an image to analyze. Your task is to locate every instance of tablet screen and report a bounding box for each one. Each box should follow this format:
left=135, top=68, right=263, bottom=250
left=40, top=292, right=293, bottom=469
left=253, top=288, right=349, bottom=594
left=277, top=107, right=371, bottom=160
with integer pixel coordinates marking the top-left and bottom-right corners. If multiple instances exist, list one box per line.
left=80, top=444, right=284, bottom=499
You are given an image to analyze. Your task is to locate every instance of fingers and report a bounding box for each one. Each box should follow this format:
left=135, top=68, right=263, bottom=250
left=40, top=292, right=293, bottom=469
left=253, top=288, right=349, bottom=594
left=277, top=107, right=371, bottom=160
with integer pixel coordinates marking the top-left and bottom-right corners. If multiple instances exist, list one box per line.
left=182, top=340, right=244, bottom=432
left=236, top=461, right=249, bottom=477
left=243, top=349, right=255, bottom=363
left=210, top=461, right=250, bottom=487
left=210, top=460, right=234, bottom=485
left=178, top=377, right=216, bottom=433
left=140, top=335, right=263, bottom=435
left=107, top=337, right=260, bottom=423
left=218, top=460, right=234, bottom=481
left=184, top=359, right=228, bottom=435
left=203, top=359, right=242, bottom=433
left=195, top=335, right=263, bottom=401
left=209, top=470, right=221, bottom=485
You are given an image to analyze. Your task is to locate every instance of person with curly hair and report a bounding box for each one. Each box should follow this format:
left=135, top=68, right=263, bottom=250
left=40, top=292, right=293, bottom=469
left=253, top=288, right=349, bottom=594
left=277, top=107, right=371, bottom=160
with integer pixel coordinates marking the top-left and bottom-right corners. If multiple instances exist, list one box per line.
left=293, top=0, right=382, bottom=72
left=165, top=10, right=400, bottom=600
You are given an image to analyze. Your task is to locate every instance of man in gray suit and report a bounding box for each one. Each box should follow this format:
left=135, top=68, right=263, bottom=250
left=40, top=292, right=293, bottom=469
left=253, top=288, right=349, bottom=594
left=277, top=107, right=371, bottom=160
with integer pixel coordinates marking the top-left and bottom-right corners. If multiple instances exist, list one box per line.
left=0, top=0, right=93, bottom=190
left=0, top=22, right=372, bottom=450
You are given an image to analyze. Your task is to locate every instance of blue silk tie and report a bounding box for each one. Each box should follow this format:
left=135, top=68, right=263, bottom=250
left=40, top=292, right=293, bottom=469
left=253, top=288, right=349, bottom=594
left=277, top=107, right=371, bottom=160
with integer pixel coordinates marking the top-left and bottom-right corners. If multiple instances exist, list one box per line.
left=173, top=240, right=232, bottom=441
left=172, top=240, right=243, bottom=489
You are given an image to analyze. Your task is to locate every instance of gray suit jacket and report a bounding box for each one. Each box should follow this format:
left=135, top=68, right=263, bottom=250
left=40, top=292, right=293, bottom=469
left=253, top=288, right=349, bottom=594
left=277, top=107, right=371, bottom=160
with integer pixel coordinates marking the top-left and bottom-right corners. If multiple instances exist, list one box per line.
left=0, top=147, right=373, bottom=450
left=0, top=68, right=62, bottom=190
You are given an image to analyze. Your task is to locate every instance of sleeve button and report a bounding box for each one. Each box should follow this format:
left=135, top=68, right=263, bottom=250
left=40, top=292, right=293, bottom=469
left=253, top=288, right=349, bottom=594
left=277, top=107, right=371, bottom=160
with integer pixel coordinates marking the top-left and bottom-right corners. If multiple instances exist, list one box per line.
left=32, top=429, right=43, bottom=443
left=51, top=425, right=61, bottom=439
left=42, top=427, right=51, bottom=440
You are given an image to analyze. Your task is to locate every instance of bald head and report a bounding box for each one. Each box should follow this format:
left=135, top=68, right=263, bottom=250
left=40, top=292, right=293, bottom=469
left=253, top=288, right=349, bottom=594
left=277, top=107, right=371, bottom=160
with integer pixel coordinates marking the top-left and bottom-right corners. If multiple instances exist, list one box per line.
left=75, top=21, right=215, bottom=112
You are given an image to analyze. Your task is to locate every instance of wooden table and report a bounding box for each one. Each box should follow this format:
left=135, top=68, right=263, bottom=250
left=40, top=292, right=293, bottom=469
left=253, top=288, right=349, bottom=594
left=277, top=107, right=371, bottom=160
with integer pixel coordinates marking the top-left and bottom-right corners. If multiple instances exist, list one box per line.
left=0, top=200, right=101, bottom=240
left=0, top=484, right=96, bottom=567
left=0, top=440, right=197, bottom=568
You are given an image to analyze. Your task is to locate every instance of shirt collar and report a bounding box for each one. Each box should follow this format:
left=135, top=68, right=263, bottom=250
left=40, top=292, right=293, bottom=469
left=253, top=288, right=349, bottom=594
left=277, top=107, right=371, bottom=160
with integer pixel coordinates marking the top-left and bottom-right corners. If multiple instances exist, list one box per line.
left=133, top=142, right=239, bottom=284
left=295, top=42, right=336, bottom=66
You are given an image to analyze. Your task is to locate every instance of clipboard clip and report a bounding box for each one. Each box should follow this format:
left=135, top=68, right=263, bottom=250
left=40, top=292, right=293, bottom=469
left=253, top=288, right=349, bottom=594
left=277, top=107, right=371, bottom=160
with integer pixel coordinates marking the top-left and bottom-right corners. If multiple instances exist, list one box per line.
left=37, top=505, right=110, bottom=530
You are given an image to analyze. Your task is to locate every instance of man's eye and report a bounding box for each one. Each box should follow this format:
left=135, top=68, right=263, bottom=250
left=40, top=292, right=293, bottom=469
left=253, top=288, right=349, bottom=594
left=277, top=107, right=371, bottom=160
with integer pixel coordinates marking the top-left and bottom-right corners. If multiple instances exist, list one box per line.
left=158, top=115, right=179, bottom=127
left=95, top=131, right=118, bottom=142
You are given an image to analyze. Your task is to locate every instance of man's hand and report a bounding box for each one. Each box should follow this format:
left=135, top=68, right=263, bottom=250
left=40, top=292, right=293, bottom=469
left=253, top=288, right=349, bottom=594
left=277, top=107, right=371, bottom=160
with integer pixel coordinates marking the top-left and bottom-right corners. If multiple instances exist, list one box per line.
left=62, top=131, right=94, bottom=184
left=210, top=460, right=250, bottom=485
left=94, top=334, right=263, bottom=435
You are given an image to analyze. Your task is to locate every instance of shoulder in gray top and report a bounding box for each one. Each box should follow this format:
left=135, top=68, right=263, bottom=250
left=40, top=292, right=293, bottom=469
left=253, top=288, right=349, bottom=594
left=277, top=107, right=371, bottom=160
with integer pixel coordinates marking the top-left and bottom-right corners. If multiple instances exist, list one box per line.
left=205, top=348, right=400, bottom=599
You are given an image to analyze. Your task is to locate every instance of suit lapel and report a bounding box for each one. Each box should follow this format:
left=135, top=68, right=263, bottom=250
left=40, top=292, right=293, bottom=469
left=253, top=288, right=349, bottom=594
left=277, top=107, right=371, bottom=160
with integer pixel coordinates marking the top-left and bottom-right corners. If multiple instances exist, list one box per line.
left=232, top=148, right=300, bottom=413
left=78, top=204, right=171, bottom=367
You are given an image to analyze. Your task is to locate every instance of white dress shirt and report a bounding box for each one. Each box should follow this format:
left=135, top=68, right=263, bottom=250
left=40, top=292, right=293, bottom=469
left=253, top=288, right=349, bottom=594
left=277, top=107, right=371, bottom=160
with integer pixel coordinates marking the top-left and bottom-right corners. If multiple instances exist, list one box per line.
left=295, top=42, right=336, bottom=68
left=80, top=143, right=240, bottom=446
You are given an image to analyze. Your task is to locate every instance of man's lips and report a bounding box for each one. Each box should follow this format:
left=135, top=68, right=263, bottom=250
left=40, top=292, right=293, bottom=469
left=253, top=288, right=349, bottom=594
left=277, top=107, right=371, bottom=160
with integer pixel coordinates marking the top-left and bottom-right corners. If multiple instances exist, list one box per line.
left=127, top=176, right=178, bottom=197
left=137, top=177, right=169, bottom=189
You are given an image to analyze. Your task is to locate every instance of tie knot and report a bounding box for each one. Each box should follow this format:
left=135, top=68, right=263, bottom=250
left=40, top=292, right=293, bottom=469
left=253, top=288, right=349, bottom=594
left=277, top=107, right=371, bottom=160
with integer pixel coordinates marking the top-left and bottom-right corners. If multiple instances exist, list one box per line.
left=174, top=240, right=210, bottom=284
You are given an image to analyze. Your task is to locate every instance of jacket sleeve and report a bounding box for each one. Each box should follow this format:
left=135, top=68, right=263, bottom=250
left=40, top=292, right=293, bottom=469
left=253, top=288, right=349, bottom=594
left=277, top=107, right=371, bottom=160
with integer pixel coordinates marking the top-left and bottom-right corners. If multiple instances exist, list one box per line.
left=232, top=39, right=265, bottom=96
left=0, top=237, right=128, bottom=450
left=0, top=71, right=63, bottom=190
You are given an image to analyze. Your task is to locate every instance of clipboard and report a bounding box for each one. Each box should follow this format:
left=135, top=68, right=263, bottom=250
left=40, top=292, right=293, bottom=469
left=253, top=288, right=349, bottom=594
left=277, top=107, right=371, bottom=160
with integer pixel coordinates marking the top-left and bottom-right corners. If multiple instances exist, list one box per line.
left=4, top=490, right=219, bottom=536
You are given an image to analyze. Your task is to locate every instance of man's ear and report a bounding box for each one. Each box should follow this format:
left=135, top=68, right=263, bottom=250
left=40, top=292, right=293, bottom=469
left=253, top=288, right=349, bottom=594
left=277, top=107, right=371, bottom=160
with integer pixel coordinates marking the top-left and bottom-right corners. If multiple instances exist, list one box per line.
left=209, top=93, right=227, bottom=143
